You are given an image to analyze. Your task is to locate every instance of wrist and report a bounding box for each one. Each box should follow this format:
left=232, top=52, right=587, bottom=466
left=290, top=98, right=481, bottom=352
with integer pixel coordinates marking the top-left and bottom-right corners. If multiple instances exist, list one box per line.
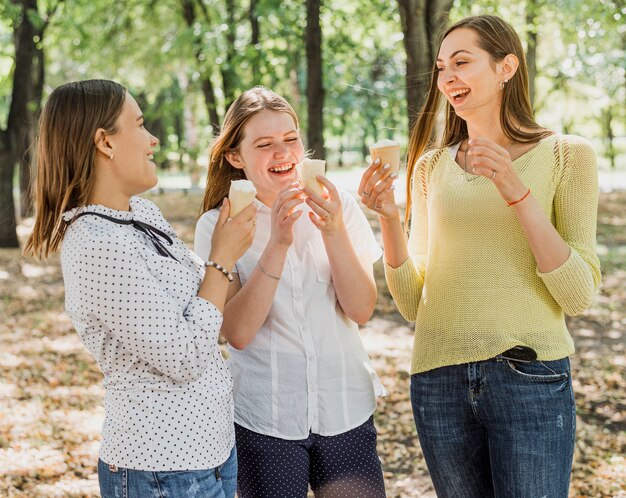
left=266, top=237, right=291, bottom=253
left=501, top=180, right=528, bottom=205
left=207, top=251, right=236, bottom=272
left=379, top=208, right=401, bottom=226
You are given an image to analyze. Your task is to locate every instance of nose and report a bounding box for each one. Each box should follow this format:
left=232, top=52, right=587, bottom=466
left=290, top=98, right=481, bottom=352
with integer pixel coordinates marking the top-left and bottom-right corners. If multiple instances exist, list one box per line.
left=150, top=134, right=159, bottom=147
left=273, top=142, right=288, bottom=158
left=442, top=66, right=455, bottom=84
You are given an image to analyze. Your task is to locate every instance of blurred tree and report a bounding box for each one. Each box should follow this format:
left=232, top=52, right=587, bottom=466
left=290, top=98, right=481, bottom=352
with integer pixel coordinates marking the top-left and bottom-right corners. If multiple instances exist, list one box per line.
left=306, top=0, right=324, bottom=158
left=0, top=0, right=59, bottom=247
left=397, top=0, right=453, bottom=129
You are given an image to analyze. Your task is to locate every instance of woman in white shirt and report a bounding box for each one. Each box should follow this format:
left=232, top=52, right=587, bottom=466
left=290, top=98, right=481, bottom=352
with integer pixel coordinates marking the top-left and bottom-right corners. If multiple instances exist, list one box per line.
left=195, top=86, right=387, bottom=498
left=25, top=79, right=256, bottom=498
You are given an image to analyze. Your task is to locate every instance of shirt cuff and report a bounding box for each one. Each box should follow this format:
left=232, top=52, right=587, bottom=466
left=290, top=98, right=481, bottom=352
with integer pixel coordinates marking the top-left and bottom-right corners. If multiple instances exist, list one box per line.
left=536, top=249, right=595, bottom=315
left=186, top=296, right=224, bottom=331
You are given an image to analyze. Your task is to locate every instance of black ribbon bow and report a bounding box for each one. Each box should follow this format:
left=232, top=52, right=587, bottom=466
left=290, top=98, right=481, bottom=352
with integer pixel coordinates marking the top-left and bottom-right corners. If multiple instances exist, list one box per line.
left=71, top=211, right=179, bottom=262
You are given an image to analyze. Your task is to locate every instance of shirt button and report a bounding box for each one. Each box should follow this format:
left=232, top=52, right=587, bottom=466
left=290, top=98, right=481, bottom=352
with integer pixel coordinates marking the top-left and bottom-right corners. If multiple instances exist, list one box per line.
left=308, top=386, right=316, bottom=393
left=307, top=356, right=314, bottom=362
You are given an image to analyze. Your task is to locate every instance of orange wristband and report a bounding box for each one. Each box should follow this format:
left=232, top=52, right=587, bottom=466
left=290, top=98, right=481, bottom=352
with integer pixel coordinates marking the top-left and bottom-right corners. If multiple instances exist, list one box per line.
left=507, top=188, right=531, bottom=207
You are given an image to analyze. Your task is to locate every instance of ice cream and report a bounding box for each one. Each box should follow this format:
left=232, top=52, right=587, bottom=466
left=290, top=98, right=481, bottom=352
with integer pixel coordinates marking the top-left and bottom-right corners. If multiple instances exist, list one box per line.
left=369, top=139, right=401, bottom=173
left=228, top=179, right=257, bottom=218
left=296, top=159, right=326, bottom=196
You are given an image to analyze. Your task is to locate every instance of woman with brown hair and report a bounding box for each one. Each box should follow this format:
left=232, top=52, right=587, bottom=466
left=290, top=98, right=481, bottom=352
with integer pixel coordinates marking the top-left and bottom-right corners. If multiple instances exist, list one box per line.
left=195, top=86, right=387, bottom=497
left=25, top=79, right=256, bottom=497
left=359, top=15, right=600, bottom=498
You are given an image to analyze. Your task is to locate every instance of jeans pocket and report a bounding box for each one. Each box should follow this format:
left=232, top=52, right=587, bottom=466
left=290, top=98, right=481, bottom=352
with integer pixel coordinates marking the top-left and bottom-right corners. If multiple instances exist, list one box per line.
left=504, top=358, right=569, bottom=382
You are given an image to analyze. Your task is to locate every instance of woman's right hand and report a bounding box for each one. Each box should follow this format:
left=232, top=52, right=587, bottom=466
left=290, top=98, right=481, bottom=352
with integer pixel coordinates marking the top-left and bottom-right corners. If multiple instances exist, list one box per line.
left=269, top=182, right=305, bottom=248
left=209, top=199, right=257, bottom=270
left=358, top=158, right=398, bottom=219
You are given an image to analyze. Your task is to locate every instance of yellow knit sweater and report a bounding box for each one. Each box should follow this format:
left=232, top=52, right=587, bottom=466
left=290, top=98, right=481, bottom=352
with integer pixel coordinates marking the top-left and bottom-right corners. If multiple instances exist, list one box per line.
left=385, top=134, right=601, bottom=374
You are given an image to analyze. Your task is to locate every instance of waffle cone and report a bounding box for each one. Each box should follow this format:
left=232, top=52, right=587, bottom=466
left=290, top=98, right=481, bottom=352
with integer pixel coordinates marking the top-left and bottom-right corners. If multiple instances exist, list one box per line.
left=369, top=145, right=400, bottom=173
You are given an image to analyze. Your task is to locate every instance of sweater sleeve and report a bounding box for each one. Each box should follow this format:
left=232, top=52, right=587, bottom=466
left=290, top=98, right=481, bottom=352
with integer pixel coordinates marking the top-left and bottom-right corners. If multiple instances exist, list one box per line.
left=537, top=136, right=602, bottom=316
left=384, top=151, right=438, bottom=321
left=70, top=236, right=223, bottom=383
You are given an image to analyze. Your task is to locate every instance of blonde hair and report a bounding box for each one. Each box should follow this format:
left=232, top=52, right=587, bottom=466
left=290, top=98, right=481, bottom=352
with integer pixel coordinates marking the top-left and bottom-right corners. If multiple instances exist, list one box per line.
left=405, top=15, right=552, bottom=227
left=200, top=86, right=299, bottom=213
left=24, top=80, right=126, bottom=259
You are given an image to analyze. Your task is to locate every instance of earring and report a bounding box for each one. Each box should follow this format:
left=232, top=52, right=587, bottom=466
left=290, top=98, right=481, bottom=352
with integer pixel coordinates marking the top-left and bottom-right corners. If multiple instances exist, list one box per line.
left=500, top=79, right=508, bottom=91
left=109, top=154, right=114, bottom=160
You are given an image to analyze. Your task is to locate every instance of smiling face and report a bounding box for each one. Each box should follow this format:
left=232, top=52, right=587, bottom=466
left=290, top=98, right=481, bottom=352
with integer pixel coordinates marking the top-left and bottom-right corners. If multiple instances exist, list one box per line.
left=226, top=109, right=304, bottom=205
left=436, top=28, right=504, bottom=121
left=108, top=93, right=160, bottom=197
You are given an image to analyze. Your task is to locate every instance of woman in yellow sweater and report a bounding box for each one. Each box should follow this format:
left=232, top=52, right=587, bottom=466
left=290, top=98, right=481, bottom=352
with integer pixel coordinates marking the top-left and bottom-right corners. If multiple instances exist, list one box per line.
left=359, top=15, right=601, bottom=498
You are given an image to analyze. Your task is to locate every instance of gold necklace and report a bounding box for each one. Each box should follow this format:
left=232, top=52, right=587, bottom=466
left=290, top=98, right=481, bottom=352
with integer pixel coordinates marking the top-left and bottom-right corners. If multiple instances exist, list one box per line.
left=462, top=138, right=516, bottom=183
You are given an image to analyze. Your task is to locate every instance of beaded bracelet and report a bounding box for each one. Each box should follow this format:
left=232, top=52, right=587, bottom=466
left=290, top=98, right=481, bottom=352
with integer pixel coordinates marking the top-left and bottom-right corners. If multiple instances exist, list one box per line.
left=205, top=260, right=234, bottom=282
left=507, top=188, right=531, bottom=207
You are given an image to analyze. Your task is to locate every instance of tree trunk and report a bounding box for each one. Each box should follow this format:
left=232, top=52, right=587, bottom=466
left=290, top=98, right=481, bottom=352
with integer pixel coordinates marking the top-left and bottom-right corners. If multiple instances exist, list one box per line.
left=0, top=130, right=19, bottom=248
left=525, top=0, right=539, bottom=109
left=0, top=0, right=40, bottom=248
left=305, top=0, right=324, bottom=159
left=181, top=0, right=221, bottom=134
left=20, top=28, right=45, bottom=218
left=397, top=0, right=453, bottom=129
left=249, top=0, right=262, bottom=86
left=221, top=0, right=239, bottom=109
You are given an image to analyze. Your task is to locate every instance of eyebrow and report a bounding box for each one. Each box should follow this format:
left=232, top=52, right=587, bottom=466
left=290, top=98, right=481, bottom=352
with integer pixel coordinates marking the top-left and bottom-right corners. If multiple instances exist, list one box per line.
left=436, top=49, right=472, bottom=62
left=252, top=131, right=298, bottom=143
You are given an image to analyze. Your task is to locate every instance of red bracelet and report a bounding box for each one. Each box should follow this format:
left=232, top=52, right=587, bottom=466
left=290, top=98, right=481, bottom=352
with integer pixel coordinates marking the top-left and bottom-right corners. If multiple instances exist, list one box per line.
left=507, top=188, right=531, bottom=207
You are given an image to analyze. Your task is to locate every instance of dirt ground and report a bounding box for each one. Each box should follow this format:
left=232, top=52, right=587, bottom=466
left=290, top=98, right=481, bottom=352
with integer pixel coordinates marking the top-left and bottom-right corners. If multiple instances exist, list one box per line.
left=0, top=189, right=624, bottom=497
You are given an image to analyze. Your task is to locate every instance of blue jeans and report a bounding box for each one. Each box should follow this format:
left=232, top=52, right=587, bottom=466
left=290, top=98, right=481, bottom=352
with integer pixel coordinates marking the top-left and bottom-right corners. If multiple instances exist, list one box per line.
left=98, top=446, right=237, bottom=498
left=410, top=357, right=575, bottom=498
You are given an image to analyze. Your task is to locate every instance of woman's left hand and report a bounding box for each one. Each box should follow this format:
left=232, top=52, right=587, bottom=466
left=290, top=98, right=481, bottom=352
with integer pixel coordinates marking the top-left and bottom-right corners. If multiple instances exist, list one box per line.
left=467, top=137, right=529, bottom=203
left=302, top=176, right=343, bottom=235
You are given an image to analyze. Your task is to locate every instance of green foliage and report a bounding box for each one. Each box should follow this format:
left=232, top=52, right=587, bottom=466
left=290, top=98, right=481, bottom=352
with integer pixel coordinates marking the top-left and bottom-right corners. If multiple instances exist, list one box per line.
left=0, top=0, right=623, bottom=170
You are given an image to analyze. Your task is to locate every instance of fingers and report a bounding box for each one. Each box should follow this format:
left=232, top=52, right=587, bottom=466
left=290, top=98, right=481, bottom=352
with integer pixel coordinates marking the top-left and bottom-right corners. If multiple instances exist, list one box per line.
left=358, top=158, right=381, bottom=195
left=315, top=176, right=337, bottom=199
left=306, top=196, right=330, bottom=221
left=359, top=162, right=395, bottom=201
left=467, top=139, right=510, bottom=179
left=277, top=196, right=305, bottom=221
left=216, top=198, right=231, bottom=226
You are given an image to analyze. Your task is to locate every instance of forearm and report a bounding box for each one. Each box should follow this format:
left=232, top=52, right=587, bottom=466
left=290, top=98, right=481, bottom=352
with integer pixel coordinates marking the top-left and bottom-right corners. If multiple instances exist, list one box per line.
left=323, top=225, right=377, bottom=325
left=379, top=210, right=409, bottom=268
left=196, top=250, right=239, bottom=312
left=221, top=242, right=289, bottom=349
left=512, top=196, right=570, bottom=272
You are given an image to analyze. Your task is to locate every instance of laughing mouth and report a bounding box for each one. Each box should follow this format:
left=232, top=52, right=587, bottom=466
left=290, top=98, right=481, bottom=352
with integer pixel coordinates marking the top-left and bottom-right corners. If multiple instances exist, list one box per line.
left=449, top=88, right=470, bottom=101
left=269, top=164, right=294, bottom=173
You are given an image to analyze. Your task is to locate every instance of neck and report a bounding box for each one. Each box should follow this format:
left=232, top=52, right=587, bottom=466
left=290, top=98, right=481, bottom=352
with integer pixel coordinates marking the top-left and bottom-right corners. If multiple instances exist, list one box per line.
left=466, top=123, right=512, bottom=149
left=462, top=102, right=511, bottom=148
left=89, top=173, right=132, bottom=212
left=88, top=159, right=134, bottom=211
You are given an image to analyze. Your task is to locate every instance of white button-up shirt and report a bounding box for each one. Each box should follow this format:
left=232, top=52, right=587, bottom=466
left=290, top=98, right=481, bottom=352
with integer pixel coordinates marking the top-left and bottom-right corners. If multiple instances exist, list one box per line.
left=195, top=190, right=386, bottom=440
left=62, top=197, right=234, bottom=470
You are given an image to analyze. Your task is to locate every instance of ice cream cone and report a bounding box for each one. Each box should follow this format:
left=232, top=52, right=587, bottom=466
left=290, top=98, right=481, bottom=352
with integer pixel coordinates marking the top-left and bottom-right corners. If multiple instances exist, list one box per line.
left=296, top=159, right=326, bottom=196
left=228, top=179, right=257, bottom=218
left=369, top=140, right=401, bottom=173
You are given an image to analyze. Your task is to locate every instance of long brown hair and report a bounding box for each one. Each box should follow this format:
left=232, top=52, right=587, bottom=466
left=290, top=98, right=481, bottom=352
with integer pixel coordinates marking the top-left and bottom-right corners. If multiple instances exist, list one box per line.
left=24, top=80, right=126, bottom=259
left=200, top=86, right=299, bottom=213
left=405, top=15, right=552, bottom=226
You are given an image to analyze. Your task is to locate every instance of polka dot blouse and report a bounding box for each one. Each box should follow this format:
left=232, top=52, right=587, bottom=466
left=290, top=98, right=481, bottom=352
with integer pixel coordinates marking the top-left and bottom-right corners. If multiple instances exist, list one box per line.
left=60, top=197, right=234, bottom=471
